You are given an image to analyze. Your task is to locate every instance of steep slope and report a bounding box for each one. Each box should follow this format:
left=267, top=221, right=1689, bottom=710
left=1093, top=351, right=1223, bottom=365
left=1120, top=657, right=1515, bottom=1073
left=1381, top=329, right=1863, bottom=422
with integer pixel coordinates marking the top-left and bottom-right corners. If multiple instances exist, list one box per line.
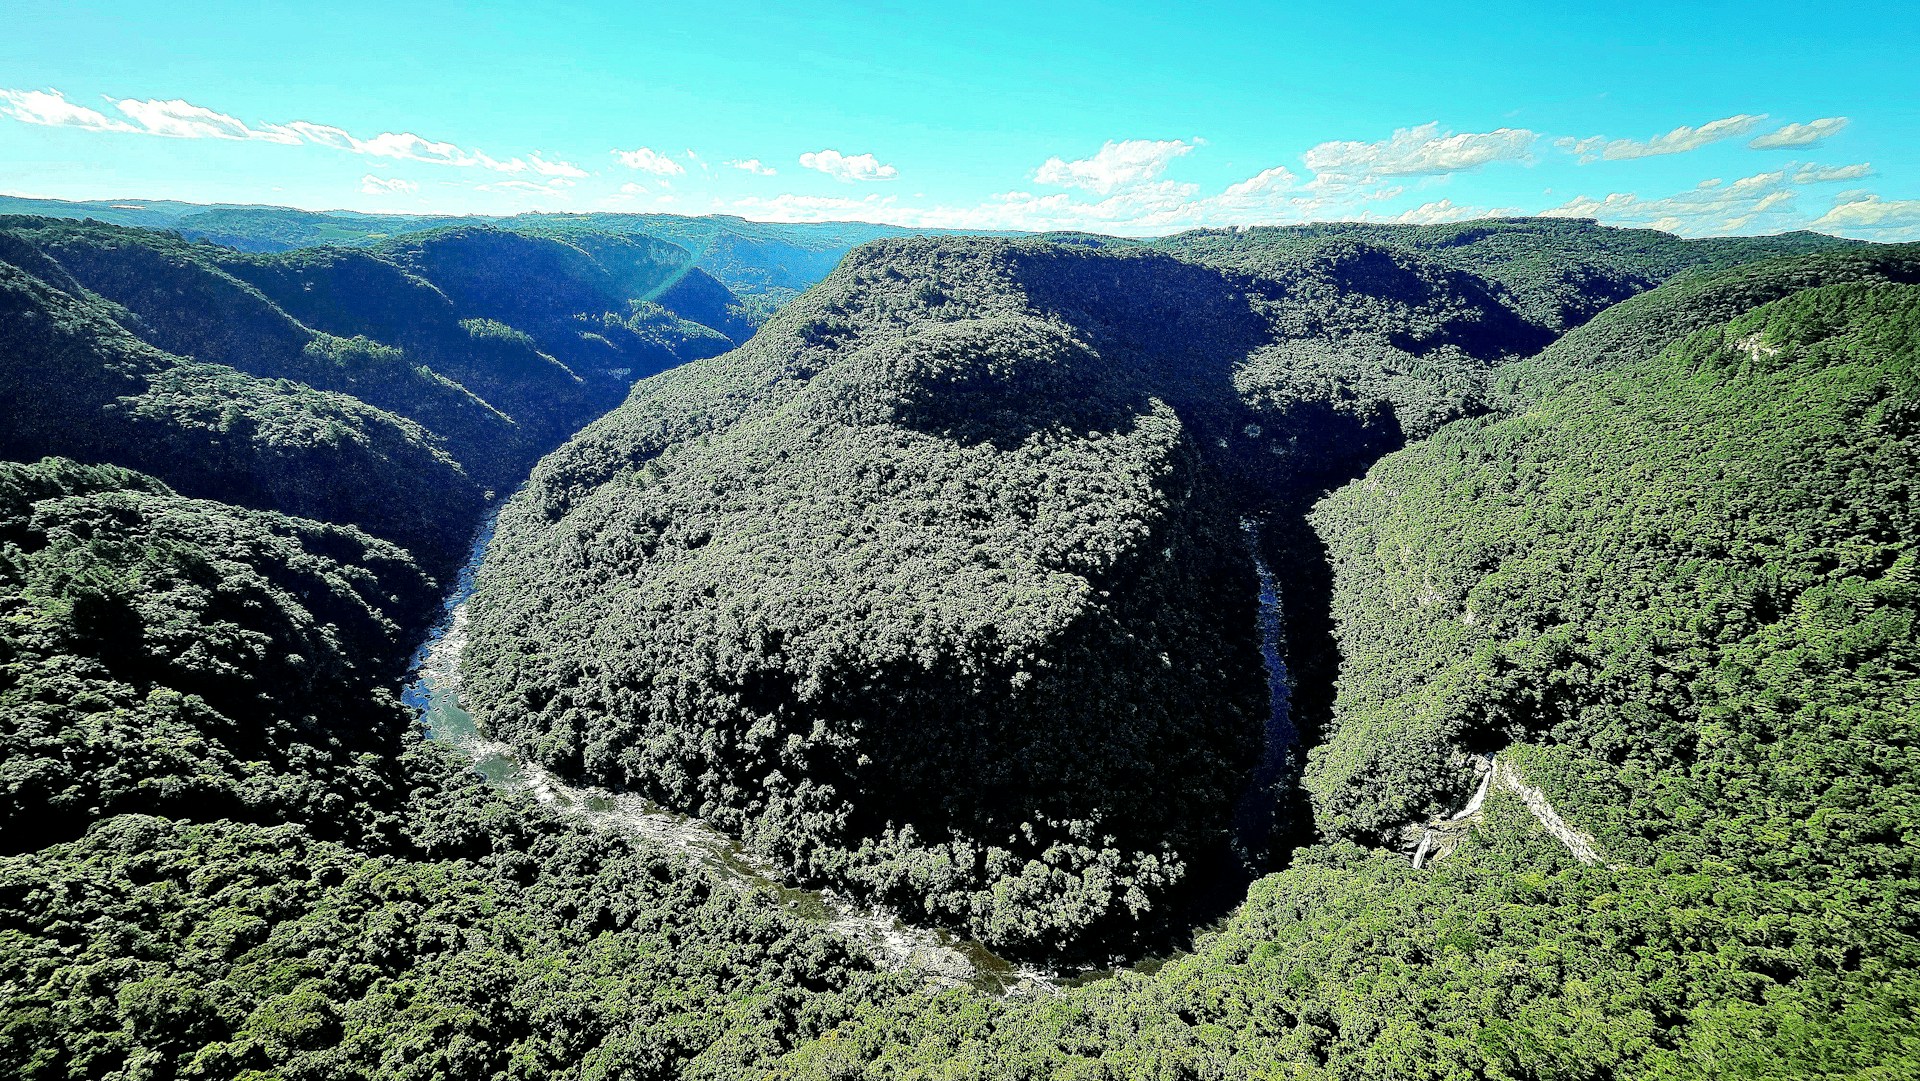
left=1308, top=277, right=1920, bottom=841
left=0, top=196, right=990, bottom=321
left=654, top=264, right=759, bottom=344
left=378, top=225, right=738, bottom=379
left=519, top=213, right=981, bottom=316
left=1495, top=243, right=1920, bottom=405
left=0, top=458, right=437, bottom=852
left=0, top=217, right=530, bottom=489
left=0, top=257, right=484, bottom=568
left=774, top=256, right=1920, bottom=1081
left=213, top=244, right=614, bottom=452
left=0, top=216, right=768, bottom=572
left=463, top=232, right=1591, bottom=958
left=1154, top=217, right=1858, bottom=332
left=467, top=240, right=1271, bottom=958
left=0, top=458, right=910, bottom=1079
left=524, top=220, right=759, bottom=346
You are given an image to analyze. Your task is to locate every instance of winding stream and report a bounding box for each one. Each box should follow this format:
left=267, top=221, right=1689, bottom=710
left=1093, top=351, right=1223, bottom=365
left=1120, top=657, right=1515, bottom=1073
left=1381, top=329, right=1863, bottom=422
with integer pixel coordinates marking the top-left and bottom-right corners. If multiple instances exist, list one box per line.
left=1230, top=520, right=1296, bottom=867
left=400, top=504, right=1050, bottom=995
left=398, top=507, right=1304, bottom=994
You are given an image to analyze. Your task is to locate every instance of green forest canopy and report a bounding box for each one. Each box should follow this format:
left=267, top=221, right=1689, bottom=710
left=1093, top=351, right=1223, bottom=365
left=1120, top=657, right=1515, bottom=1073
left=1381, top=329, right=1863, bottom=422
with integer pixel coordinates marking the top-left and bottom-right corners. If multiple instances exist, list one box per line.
left=0, top=213, right=1914, bottom=1079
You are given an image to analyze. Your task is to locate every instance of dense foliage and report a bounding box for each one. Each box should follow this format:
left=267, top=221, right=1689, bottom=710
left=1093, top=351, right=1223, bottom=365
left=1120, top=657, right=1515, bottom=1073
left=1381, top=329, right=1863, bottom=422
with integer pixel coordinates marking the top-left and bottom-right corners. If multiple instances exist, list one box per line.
left=0, top=215, right=765, bottom=571
left=0, top=457, right=437, bottom=852
left=5, top=206, right=1914, bottom=1079
left=468, top=224, right=1815, bottom=958
left=0, top=194, right=968, bottom=318
left=766, top=256, right=1920, bottom=1081
left=0, top=458, right=909, bottom=1079
left=0, top=253, right=486, bottom=570
left=467, top=240, right=1279, bottom=959
left=1495, top=245, right=1920, bottom=406
left=1152, top=217, right=1856, bottom=331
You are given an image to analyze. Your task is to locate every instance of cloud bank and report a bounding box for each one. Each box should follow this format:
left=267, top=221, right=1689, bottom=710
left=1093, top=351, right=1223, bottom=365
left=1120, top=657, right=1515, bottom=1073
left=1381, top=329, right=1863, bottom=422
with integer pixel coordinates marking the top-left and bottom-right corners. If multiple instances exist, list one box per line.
left=799, top=149, right=898, bottom=182
left=0, top=87, right=584, bottom=179
left=612, top=147, right=684, bottom=176
left=1304, top=122, right=1536, bottom=177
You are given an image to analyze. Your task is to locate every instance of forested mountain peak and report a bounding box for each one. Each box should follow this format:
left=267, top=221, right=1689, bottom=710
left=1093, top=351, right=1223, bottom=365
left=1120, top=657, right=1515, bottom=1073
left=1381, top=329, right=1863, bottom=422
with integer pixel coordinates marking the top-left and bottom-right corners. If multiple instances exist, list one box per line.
left=461, top=222, right=1861, bottom=960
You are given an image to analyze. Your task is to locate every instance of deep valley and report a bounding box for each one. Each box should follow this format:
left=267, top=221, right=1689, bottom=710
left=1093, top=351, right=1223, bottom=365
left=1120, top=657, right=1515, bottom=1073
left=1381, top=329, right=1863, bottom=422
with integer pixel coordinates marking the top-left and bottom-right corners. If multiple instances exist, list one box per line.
left=2, top=201, right=1916, bottom=1080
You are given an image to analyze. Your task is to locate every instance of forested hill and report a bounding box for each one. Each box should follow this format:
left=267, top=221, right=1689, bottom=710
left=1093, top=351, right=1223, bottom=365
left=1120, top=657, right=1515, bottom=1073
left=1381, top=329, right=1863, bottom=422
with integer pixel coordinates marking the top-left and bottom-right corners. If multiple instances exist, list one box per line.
left=1145, top=217, right=1858, bottom=330
left=775, top=242, right=1920, bottom=1080
left=0, top=216, right=752, bottom=571
left=4, top=208, right=1914, bottom=1079
left=0, top=457, right=911, bottom=1077
left=462, top=219, right=1860, bottom=960
left=0, top=207, right=953, bottom=1078
left=0, top=194, right=992, bottom=319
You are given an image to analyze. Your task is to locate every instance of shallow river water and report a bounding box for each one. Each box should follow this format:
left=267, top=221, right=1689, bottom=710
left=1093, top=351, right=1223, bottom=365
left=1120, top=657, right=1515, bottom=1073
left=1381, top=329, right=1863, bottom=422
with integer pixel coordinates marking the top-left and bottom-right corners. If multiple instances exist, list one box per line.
left=399, top=505, right=1298, bottom=995
left=399, top=506, right=1052, bottom=994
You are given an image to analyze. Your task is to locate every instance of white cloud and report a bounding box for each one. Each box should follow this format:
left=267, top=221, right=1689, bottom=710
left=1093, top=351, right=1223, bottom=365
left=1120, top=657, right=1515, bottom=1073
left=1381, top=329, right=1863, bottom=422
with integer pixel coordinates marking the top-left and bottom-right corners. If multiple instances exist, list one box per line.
left=798, top=149, right=898, bottom=182
left=610, top=181, right=682, bottom=210
left=729, top=192, right=899, bottom=221
left=1221, top=165, right=1297, bottom=198
left=1034, top=138, right=1199, bottom=194
left=1303, top=122, right=1536, bottom=178
left=1751, top=116, right=1849, bottom=150
left=478, top=177, right=575, bottom=201
left=1379, top=198, right=1503, bottom=225
left=303, top=127, right=581, bottom=177
left=114, top=97, right=301, bottom=142
left=1541, top=167, right=1809, bottom=235
left=727, top=161, right=1424, bottom=236
left=1557, top=114, right=1767, bottom=162
left=526, top=154, right=586, bottom=178
left=1728, top=169, right=1787, bottom=192
left=613, top=146, right=684, bottom=175
left=0, top=86, right=584, bottom=178
left=1543, top=160, right=1920, bottom=240
left=1194, top=165, right=1388, bottom=224
left=725, top=158, right=777, bottom=175
left=1792, top=162, right=1873, bottom=184
left=0, top=88, right=136, bottom=132
left=359, top=174, right=417, bottom=195
left=1809, top=191, right=1920, bottom=240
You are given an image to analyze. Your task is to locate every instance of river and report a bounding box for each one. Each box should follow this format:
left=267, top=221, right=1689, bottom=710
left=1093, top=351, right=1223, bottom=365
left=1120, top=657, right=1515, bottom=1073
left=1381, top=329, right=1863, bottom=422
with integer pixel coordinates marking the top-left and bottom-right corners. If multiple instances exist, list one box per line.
left=399, top=503, right=1051, bottom=995
left=398, top=505, right=1299, bottom=994
left=1230, top=519, right=1296, bottom=868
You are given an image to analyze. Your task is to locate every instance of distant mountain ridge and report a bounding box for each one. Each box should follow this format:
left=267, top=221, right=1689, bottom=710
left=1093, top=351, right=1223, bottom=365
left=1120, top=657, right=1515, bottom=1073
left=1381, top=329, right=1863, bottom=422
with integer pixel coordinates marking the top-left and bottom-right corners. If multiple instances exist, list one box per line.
left=0, top=194, right=1012, bottom=317
left=0, top=214, right=758, bottom=571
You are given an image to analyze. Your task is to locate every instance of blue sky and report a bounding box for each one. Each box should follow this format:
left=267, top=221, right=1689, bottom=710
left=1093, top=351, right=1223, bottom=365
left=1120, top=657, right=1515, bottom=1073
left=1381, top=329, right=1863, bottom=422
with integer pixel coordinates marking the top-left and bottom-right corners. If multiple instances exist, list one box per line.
left=3, top=0, right=1916, bottom=238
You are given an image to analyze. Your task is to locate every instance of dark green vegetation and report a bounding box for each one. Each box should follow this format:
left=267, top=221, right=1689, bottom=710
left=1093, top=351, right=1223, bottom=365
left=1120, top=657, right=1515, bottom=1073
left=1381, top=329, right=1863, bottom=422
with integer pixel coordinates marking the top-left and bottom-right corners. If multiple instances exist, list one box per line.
left=0, top=215, right=758, bottom=571
left=1147, top=217, right=1856, bottom=331
left=0, top=207, right=983, bottom=1079
left=467, top=239, right=1278, bottom=959
left=5, top=205, right=1915, bottom=1079
left=0, top=459, right=906, bottom=1078
left=764, top=246, right=1920, bottom=1080
left=0, top=193, right=984, bottom=320
left=464, top=220, right=1871, bottom=963
left=0, top=457, right=436, bottom=853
